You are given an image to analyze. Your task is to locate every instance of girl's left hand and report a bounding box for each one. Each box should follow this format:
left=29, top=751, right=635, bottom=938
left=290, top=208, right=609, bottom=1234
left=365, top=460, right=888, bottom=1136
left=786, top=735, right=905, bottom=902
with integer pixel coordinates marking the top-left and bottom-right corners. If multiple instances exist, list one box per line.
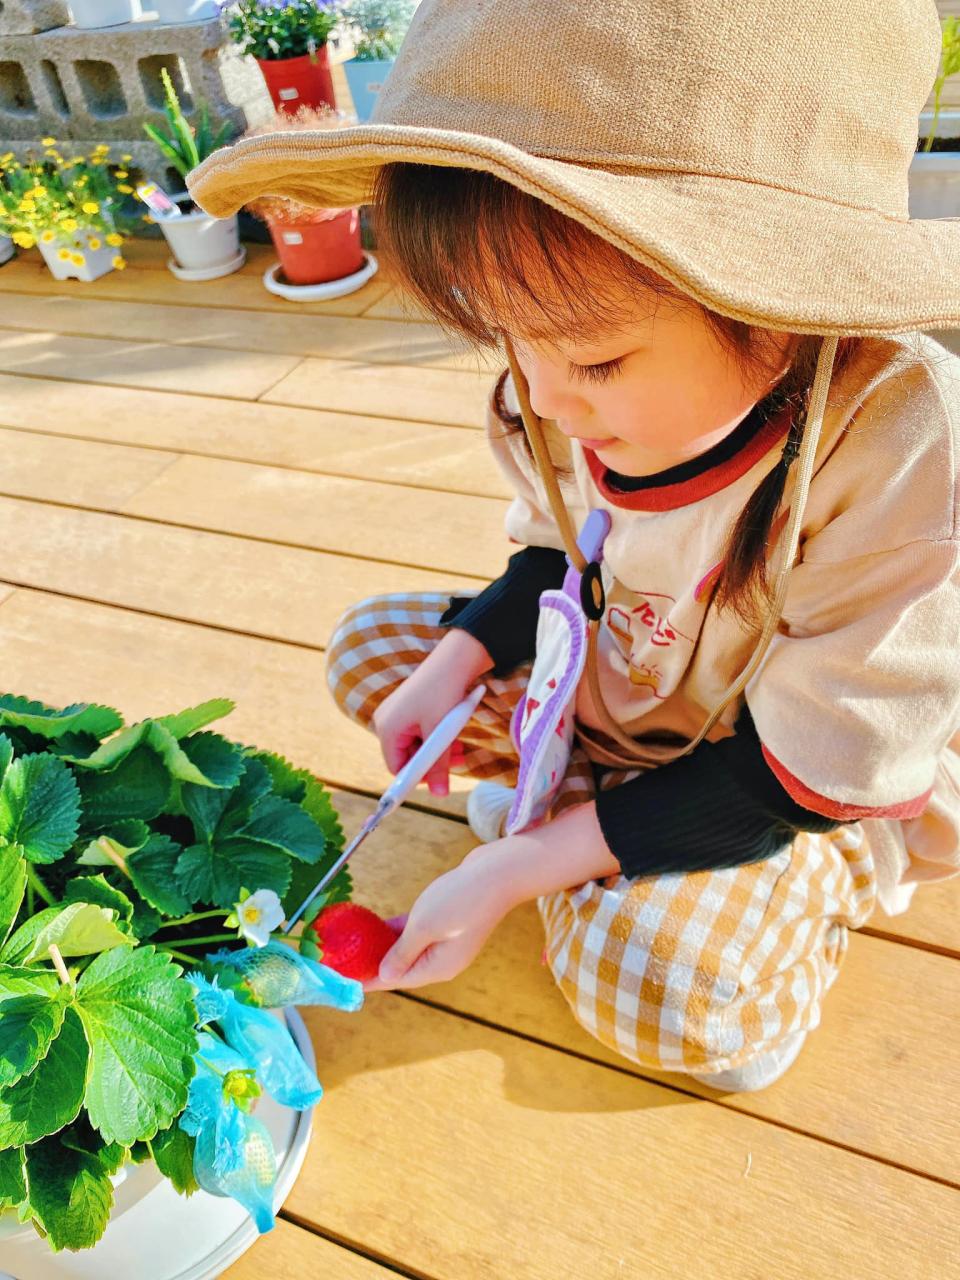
left=362, top=853, right=514, bottom=992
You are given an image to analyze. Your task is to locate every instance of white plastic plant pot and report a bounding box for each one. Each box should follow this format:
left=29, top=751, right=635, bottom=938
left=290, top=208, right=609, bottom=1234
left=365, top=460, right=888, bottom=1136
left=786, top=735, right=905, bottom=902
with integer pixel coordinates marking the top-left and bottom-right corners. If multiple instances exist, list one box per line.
left=150, top=0, right=219, bottom=22
left=69, top=0, right=136, bottom=26
left=909, top=109, right=960, bottom=219
left=263, top=250, right=378, bottom=302
left=159, top=202, right=245, bottom=280
left=0, top=1009, right=316, bottom=1280
left=36, top=228, right=118, bottom=282
left=0, top=235, right=13, bottom=266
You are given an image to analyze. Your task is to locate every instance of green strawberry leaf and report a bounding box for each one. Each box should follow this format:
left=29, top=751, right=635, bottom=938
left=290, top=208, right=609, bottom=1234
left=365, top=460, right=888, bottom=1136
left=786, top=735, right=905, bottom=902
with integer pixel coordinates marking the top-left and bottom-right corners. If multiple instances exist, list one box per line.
left=23, top=1131, right=113, bottom=1252
left=145, top=725, right=243, bottom=790
left=0, top=845, right=26, bottom=947
left=156, top=699, right=235, bottom=739
left=150, top=1123, right=198, bottom=1196
left=235, top=794, right=326, bottom=863
left=127, top=835, right=190, bottom=917
left=0, top=1146, right=25, bottom=1208
left=0, top=988, right=69, bottom=1088
left=76, top=819, right=150, bottom=867
left=22, top=902, right=133, bottom=965
left=64, top=721, right=148, bottom=772
left=182, top=756, right=273, bottom=845
left=283, top=859, right=352, bottom=923
left=0, top=695, right=123, bottom=743
left=78, top=746, right=171, bottom=827
left=63, top=875, right=135, bottom=926
left=0, top=1007, right=88, bottom=1148
left=0, top=733, right=13, bottom=785
left=0, top=754, right=81, bottom=864
left=175, top=838, right=291, bottom=909
left=75, top=946, right=197, bottom=1146
left=0, top=909, right=61, bottom=965
left=0, top=964, right=60, bottom=1002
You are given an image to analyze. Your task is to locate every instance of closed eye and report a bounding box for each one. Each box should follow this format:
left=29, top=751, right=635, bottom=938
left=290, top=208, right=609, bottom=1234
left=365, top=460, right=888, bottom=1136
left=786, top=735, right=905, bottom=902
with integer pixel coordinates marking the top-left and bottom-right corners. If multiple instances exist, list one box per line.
left=568, top=355, right=627, bottom=385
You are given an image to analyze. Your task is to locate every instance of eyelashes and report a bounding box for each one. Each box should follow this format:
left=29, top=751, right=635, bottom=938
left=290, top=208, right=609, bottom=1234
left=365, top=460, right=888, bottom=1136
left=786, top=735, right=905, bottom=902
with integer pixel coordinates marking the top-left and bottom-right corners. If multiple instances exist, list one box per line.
left=567, top=356, right=627, bottom=385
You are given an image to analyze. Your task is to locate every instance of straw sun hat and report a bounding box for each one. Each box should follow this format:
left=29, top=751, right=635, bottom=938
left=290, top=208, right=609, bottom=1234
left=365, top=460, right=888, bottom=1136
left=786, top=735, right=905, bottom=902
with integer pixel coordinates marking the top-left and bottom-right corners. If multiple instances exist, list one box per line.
left=189, top=0, right=960, bottom=764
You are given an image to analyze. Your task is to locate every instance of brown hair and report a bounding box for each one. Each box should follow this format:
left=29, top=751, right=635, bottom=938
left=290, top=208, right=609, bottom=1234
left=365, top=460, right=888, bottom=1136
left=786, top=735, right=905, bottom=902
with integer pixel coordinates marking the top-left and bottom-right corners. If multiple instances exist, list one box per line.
left=371, top=163, right=862, bottom=630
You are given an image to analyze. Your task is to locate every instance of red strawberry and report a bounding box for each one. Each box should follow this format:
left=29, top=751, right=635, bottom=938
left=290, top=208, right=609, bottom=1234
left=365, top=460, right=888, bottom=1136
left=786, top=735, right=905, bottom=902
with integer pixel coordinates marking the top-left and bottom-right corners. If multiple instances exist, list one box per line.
left=309, top=903, right=404, bottom=981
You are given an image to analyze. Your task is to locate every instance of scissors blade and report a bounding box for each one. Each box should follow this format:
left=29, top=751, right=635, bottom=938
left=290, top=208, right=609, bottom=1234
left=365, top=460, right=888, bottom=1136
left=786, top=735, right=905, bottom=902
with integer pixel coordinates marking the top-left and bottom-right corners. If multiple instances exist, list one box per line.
left=281, top=802, right=386, bottom=934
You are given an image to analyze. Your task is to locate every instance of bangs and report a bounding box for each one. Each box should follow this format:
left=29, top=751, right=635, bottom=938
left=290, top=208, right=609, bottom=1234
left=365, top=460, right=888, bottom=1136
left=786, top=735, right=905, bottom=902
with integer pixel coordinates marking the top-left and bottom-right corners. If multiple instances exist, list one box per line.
left=370, top=163, right=687, bottom=351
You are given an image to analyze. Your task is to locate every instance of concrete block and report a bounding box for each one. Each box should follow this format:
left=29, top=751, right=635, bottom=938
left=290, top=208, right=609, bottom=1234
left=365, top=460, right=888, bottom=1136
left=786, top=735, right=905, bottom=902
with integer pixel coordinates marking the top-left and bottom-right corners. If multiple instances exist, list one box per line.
left=0, top=0, right=70, bottom=36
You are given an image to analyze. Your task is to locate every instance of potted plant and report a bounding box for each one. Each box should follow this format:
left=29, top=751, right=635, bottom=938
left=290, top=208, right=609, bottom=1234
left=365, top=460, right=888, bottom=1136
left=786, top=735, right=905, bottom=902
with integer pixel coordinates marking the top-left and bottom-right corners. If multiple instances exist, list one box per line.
left=69, top=0, right=137, bottom=27
left=227, top=0, right=342, bottom=115
left=0, top=234, right=13, bottom=266
left=341, top=0, right=416, bottom=121
left=142, top=68, right=244, bottom=280
left=242, top=106, right=378, bottom=299
left=909, top=15, right=960, bottom=218
left=0, top=141, right=135, bottom=283
left=0, top=691, right=379, bottom=1275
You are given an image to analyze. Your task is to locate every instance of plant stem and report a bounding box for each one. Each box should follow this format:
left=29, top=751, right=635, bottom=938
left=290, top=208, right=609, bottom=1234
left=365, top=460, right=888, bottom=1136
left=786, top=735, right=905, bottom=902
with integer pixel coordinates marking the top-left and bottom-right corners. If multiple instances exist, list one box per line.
left=98, top=836, right=132, bottom=880
left=158, top=947, right=199, bottom=965
left=161, top=933, right=237, bottom=948
left=25, top=865, right=56, bottom=907
left=155, top=909, right=228, bottom=931
left=48, top=944, right=71, bottom=985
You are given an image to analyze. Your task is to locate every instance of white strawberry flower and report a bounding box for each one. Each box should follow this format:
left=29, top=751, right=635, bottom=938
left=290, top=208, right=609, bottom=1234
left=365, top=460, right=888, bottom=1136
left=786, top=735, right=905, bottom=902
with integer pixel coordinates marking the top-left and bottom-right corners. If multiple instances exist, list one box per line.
left=234, top=888, right=285, bottom=948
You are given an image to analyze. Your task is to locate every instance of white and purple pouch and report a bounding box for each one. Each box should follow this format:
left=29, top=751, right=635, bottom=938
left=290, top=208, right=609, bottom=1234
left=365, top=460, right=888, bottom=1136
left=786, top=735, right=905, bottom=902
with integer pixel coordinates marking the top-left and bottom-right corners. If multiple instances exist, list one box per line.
left=504, top=508, right=612, bottom=835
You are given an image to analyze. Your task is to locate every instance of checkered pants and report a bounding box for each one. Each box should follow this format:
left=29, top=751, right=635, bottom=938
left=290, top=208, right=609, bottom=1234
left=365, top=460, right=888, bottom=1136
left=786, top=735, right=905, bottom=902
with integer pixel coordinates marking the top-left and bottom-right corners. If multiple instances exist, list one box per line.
left=326, top=591, right=879, bottom=1077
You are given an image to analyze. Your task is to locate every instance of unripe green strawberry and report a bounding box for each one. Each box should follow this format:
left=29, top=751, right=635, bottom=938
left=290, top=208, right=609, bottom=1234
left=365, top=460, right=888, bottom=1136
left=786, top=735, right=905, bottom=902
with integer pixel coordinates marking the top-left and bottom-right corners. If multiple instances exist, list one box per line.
left=309, top=903, right=403, bottom=981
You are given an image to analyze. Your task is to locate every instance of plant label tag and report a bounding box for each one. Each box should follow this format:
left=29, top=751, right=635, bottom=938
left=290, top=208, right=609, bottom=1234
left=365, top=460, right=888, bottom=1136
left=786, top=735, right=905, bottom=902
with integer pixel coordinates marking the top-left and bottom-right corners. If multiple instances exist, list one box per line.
left=282, top=231, right=304, bottom=245
left=279, top=87, right=300, bottom=101
left=136, top=182, right=182, bottom=220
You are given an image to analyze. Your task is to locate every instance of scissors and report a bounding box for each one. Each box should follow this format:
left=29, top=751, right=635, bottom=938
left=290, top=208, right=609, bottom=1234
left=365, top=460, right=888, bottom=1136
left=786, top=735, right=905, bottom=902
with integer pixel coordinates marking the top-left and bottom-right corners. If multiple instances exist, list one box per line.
left=282, top=683, right=486, bottom=933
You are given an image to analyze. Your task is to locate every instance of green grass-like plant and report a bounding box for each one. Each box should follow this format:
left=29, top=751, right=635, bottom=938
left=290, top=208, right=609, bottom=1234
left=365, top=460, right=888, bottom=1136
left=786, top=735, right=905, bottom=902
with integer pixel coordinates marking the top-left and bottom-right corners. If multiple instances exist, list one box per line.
left=143, top=68, right=235, bottom=182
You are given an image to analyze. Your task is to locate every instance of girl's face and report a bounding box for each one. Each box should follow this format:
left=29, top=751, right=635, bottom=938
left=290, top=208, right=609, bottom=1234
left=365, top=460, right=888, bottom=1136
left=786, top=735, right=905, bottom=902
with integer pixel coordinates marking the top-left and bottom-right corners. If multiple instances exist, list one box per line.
left=508, top=293, right=797, bottom=477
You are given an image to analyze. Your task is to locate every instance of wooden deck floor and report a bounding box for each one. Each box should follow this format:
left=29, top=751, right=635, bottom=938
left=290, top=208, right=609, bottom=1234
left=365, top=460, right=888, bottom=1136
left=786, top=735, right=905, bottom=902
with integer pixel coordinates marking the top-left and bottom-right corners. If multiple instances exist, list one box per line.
left=1, top=242, right=958, bottom=1280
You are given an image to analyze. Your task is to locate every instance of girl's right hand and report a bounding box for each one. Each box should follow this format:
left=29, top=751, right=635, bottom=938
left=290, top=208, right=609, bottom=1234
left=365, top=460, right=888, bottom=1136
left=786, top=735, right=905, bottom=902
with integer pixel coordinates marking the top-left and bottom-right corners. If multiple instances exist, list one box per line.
left=371, top=628, right=493, bottom=797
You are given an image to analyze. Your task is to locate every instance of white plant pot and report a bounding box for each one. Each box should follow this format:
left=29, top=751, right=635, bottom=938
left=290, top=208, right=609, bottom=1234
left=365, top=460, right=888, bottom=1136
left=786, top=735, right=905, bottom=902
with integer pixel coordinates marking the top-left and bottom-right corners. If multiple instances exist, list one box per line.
left=36, top=228, right=117, bottom=282
left=158, top=202, right=243, bottom=277
left=69, top=0, right=135, bottom=26
left=0, top=1009, right=315, bottom=1280
left=150, top=0, right=218, bottom=22
left=909, top=108, right=960, bottom=219
left=0, top=236, right=13, bottom=266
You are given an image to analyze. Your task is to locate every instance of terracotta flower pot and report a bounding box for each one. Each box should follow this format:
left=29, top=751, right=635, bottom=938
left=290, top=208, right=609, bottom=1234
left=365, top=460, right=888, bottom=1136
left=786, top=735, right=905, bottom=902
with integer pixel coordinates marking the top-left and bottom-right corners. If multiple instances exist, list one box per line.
left=267, top=208, right=364, bottom=285
left=256, top=49, right=336, bottom=115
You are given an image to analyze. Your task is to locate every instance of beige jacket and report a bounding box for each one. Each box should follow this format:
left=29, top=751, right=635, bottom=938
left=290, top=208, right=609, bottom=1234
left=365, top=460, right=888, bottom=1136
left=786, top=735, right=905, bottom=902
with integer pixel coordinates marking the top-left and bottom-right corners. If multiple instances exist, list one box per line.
left=488, top=332, right=960, bottom=917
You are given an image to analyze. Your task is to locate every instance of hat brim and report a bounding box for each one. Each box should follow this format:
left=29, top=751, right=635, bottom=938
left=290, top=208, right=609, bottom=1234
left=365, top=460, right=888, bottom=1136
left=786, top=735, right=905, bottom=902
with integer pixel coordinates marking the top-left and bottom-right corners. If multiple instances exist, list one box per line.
left=188, top=124, right=960, bottom=336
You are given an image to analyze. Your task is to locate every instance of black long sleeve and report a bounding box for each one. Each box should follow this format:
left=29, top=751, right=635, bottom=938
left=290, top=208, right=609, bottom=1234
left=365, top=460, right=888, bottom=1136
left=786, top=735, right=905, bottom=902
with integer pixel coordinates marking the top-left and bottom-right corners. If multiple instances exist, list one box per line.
left=594, top=703, right=846, bottom=879
left=438, top=545, right=569, bottom=676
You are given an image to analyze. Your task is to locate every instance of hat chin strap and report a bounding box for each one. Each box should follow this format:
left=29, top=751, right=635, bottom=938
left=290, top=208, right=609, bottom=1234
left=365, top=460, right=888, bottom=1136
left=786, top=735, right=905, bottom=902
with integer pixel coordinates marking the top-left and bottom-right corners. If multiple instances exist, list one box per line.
left=502, top=332, right=840, bottom=769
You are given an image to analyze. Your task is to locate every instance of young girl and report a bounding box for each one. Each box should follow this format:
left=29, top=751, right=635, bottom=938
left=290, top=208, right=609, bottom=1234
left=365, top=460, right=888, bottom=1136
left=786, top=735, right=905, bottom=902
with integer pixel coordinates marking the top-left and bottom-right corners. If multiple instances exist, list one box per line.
left=191, top=0, right=960, bottom=1091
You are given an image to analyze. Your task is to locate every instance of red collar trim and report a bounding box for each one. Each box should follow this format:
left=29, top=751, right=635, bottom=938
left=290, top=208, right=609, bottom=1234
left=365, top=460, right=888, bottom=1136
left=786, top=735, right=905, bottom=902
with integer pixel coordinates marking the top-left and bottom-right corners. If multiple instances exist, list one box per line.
left=583, top=404, right=794, bottom=511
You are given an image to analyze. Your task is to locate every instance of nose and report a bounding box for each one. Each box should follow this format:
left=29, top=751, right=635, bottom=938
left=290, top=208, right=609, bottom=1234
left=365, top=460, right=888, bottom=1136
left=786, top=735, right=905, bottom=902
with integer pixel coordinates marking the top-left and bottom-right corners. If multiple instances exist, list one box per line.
left=522, top=359, right=590, bottom=423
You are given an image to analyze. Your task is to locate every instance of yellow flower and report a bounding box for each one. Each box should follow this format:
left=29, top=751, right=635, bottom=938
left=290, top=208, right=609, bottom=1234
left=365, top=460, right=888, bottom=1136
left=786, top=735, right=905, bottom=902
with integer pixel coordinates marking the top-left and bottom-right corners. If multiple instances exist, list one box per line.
left=112, top=256, right=127, bottom=270
left=57, top=248, right=71, bottom=261
left=0, top=152, right=13, bottom=165
left=115, top=169, right=128, bottom=179
left=142, top=213, right=154, bottom=224
left=44, top=149, right=59, bottom=160
left=75, top=176, right=88, bottom=187
left=81, top=201, right=99, bottom=214
left=87, top=237, right=101, bottom=250
left=41, top=137, right=56, bottom=147
left=116, top=184, right=133, bottom=195
left=40, top=230, right=55, bottom=244
left=105, top=232, right=123, bottom=247
left=60, top=217, right=77, bottom=232
left=18, top=199, right=35, bottom=212
left=71, top=253, right=85, bottom=266
left=89, top=157, right=103, bottom=166
left=12, top=231, right=34, bottom=248
left=121, top=153, right=132, bottom=163
left=27, top=186, right=45, bottom=198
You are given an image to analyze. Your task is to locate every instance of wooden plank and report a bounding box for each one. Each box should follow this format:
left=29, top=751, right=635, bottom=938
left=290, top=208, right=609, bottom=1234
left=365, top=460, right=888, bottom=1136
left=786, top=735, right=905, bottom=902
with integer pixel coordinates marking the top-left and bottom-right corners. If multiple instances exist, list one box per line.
left=122, top=453, right=512, bottom=578
left=361, top=286, right=433, bottom=322
left=261, top=355, right=494, bottom=428
left=288, top=993, right=959, bottom=1280
left=0, top=330, right=300, bottom=400
left=0, top=241, right=396, bottom=316
left=0, top=496, right=484, bottom=646
left=863, top=876, right=960, bottom=958
left=223, top=1217, right=398, bottom=1279
left=0, top=375, right=510, bottom=499
left=0, top=294, right=500, bottom=375
left=0, top=426, right=177, bottom=507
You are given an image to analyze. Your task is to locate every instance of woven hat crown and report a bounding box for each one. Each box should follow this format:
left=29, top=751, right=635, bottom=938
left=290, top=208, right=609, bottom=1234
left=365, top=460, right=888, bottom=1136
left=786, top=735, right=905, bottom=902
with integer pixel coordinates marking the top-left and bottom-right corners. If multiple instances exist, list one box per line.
left=375, top=0, right=942, bottom=219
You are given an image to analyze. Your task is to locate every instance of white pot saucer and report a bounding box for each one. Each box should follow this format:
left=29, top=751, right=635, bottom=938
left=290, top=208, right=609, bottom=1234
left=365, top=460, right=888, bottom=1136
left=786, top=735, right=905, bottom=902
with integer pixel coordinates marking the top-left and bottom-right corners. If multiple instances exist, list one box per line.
left=262, top=251, right=378, bottom=301
left=167, top=246, right=247, bottom=282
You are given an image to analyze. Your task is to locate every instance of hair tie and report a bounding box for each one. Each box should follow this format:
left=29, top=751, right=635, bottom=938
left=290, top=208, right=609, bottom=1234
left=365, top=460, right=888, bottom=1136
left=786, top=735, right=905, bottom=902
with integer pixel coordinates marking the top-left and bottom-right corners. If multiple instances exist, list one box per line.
left=781, top=433, right=802, bottom=466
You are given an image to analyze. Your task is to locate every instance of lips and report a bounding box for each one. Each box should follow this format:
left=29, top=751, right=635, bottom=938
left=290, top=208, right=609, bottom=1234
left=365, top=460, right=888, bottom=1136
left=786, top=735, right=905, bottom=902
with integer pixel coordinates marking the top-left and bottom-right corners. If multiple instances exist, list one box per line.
left=573, top=435, right=620, bottom=449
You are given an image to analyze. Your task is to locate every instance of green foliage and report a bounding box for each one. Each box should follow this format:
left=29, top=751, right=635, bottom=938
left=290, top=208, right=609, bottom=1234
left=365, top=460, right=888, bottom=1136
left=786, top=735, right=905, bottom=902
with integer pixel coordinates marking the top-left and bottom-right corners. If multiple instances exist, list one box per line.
left=0, top=690, right=349, bottom=1252
left=228, top=0, right=342, bottom=61
left=923, top=16, right=960, bottom=151
left=142, top=69, right=235, bottom=183
left=342, top=0, right=416, bottom=60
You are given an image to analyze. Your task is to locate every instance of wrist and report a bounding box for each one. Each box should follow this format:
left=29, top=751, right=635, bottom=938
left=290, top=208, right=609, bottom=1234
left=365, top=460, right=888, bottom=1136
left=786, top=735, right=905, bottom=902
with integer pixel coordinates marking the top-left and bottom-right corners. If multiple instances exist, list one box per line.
left=480, top=802, right=621, bottom=909
left=420, top=626, right=494, bottom=685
